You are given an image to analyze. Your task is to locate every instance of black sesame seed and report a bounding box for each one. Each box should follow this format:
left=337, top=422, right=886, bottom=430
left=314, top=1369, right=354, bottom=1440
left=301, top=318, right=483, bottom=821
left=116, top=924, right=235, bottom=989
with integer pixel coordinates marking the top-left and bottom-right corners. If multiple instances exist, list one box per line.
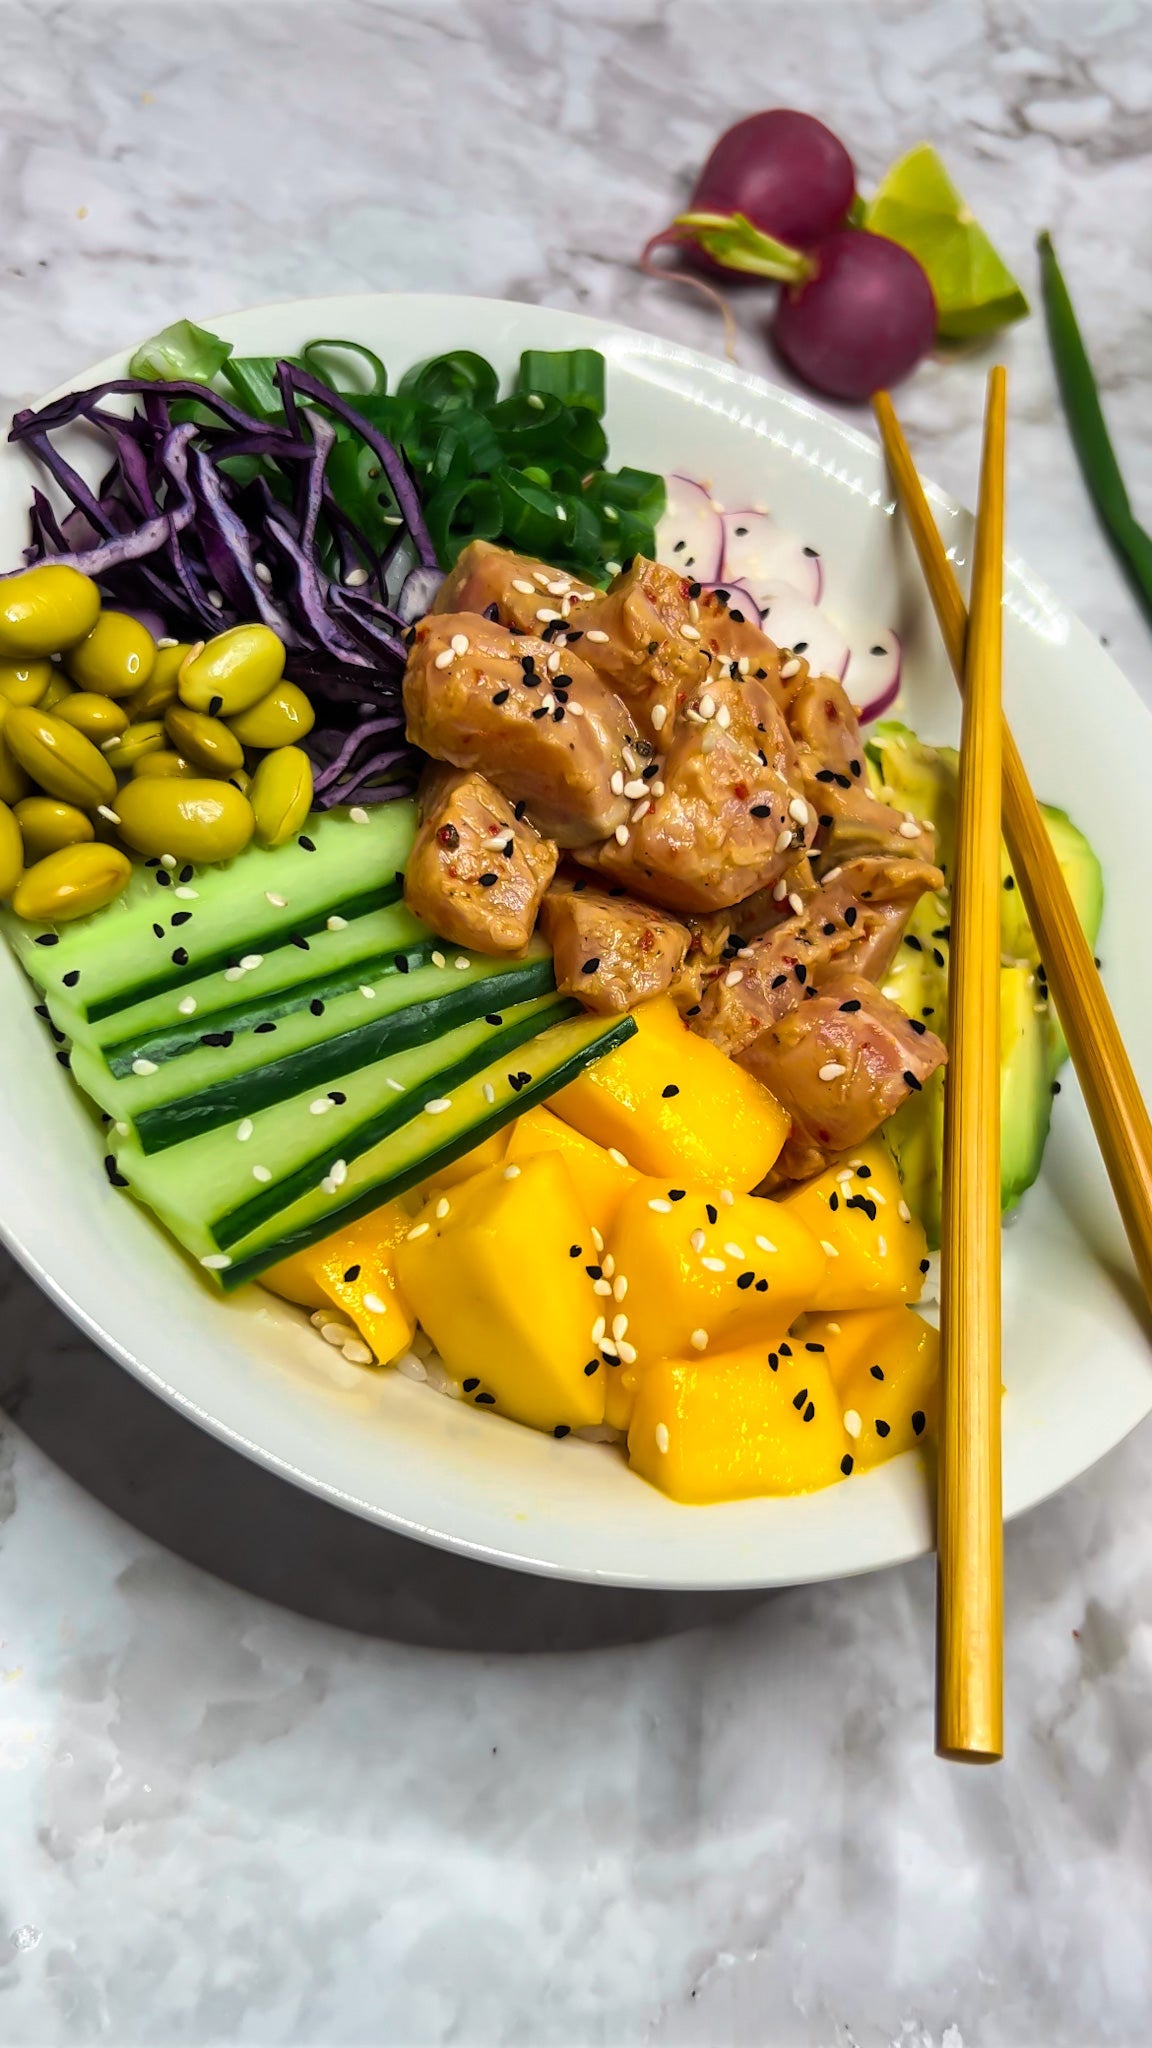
left=843, top=906, right=857, bottom=928
left=794, top=963, right=807, bottom=984
left=48, top=1022, right=65, bottom=1044
left=903, top=1070, right=923, bottom=1091
left=254, top=1021, right=276, bottom=1034
left=668, top=1189, right=686, bottom=1202
left=329, top=1091, right=346, bottom=1105
left=291, top=935, right=310, bottom=951
left=208, top=694, right=223, bottom=716
left=62, top=970, right=80, bottom=988
left=920, top=1257, right=930, bottom=1273
left=822, top=922, right=837, bottom=937
left=144, top=857, right=160, bottom=868
left=582, top=956, right=601, bottom=974
left=750, top=803, right=772, bottom=818
left=395, top=953, right=410, bottom=973
left=875, top=1419, right=891, bottom=1439
left=909, top=1018, right=927, bottom=1035
left=912, top=1411, right=926, bottom=1436
left=662, top=1084, right=679, bottom=1098
left=298, top=835, right=316, bottom=852
left=755, top=1278, right=768, bottom=1292
left=179, top=864, right=194, bottom=884
left=870, top=1364, right=885, bottom=1380
left=771, top=973, right=788, bottom=989
left=310, top=999, right=325, bottom=1016
left=778, top=1341, right=792, bottom=1357
left=830, top=1191, right=839, bottom=1212
left=803, top=1401, right=815, bottom=1422
left=170, top=910, right=192, bottom=927
left=857, top=1165, right=870, bottom=1179
left=479, top=872, right=498, bottom=887
left=805, top=1341, right=825, bottom=1353
left=839, top=998, right=861, bottom=1012
left=1051, top=1080, right=1061, bottom=1095
left=737, top=1271, right=754, bottom=1290
left=513, top=801, right=527, bottom=819
left=569, top=1244, right=581, bottom=1258
left=343, top=1264, right=361, bottom=1283
left=152, top=922, right=165, bottom=939
left=819, top=814, right=833, bottom=828
left=932, top=948, right=945, bottom=969
left=673, top=539, right=686, bottom=552
left=463, top=1376, right=480, bottom=1392
left=55, top=1047, right=71, bottom=1067
left=492, top=688, right=510, bottom=705
left=706, top=1203, right=718, bottom=1225
left=841, top=1454, right=854, bottom=1476
left=475, top=1391, right=496, bottom=1405
left=103, top=1155, right=128, bottom=1188
left=553, top=1424, right=571, bottom=1439
left=171, top=946, right=188, bottom=967
left=485, top=1013, right=504, bottom=1027
left=729, top=609, right=745, bottom=624
left=33, top=1002, right=48, bottom=1018
left=686, top=1004, right=701, bottom=1017
left=155, top=868, right=171, bottom=886
left=1004, top=874, right=1015, bottom=891
left=768, top=1352, right=779, bottom=1370
left=905, top=933, right=923, bottom=951
left=583, top=1360, right=600, bottom=1376
left=585, top=1264, right=603, bottom=1280
left=793, top=640, right=808, bottom=653
left=792, top=1388, right=808, bottom=1410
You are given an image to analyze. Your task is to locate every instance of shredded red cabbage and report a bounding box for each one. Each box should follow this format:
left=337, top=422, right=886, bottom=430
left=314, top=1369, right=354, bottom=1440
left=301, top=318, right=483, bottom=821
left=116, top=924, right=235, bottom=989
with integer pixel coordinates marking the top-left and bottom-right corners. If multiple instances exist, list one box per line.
left=7, top=369, right=441, bottom=806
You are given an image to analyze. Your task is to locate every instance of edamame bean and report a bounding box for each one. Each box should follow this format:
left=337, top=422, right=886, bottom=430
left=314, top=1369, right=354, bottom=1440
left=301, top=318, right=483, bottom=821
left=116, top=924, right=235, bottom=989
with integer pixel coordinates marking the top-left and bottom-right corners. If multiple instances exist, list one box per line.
left=227, top=680, right=314, bottom=750
left=127, top=641, right=189, bottom=721
left=177, top=624, right=285, bottom=716
left=164, top=702, right=245, bottom=774
left=55, top=692, right=130, bottom=743
left=3, top=705, right=118, bottom=810
left=0, top=800, right=23, bottom=898
left=0, top=565, right=101, bottom=659
left=12, top=841, right=132, bottom=923
left=65, top=610, right=156, bottom=699
left=13, top=796, right=94, bottom=864
left=132, top=750, right=197, bottom=781
left=0, top=725, right=30, bottom=805
left=115, top=777, right=255, bottom=863
left=227, top=766, right=251, bottom=796
left=100, top=721, right=167, bottom=774
left=40, top=672, right=74, bottom=710
left=249, top=745, right=314, bottom=848
left=0, top=659, right=53, bottom=708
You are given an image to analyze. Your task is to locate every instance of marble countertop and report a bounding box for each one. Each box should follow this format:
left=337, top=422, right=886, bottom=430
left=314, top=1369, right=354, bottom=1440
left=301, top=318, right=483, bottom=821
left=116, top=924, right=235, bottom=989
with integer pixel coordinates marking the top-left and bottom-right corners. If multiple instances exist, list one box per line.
left=2, top=2, right=1152, bottom=2042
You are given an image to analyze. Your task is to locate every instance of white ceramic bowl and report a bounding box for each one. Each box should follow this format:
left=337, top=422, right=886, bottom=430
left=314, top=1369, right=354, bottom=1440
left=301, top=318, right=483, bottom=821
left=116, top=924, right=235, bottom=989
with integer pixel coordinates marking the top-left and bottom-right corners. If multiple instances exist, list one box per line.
left=2, top=294, right=1150, bottom=1589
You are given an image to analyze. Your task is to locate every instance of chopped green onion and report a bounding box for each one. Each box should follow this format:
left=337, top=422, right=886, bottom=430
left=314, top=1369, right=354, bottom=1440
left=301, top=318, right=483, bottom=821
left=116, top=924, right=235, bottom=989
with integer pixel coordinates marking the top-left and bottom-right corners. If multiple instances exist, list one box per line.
left=128, top=319, right=233, bottom=384
left=301, top=338, right=388, bottom=398
left=518, top=348, right=606, bottom=416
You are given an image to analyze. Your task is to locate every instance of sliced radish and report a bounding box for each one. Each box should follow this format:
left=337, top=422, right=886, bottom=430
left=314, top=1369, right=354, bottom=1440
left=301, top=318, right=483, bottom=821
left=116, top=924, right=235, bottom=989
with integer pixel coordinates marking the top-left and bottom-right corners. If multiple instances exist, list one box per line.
left=755, top=582, right=849, bottom=679
left=843, top=628, right=902, bottom=723
left=708, top=579, right=762, bottom=624
left=720, top=510, right=822, bottom=606
left=655, top=474, right=724, bottom=582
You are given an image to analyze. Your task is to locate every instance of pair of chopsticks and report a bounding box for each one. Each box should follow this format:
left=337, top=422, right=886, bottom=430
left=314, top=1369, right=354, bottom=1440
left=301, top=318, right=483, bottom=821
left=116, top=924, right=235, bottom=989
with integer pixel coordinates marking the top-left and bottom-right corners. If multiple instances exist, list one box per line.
left=874, top=375, right=1152, bottom=1765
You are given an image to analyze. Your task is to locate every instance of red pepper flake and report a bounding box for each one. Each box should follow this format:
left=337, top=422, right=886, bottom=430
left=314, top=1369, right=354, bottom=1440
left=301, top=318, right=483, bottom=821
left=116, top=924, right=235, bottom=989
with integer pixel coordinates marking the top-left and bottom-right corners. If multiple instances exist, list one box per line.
left=437, top=823, right=460, bottom=849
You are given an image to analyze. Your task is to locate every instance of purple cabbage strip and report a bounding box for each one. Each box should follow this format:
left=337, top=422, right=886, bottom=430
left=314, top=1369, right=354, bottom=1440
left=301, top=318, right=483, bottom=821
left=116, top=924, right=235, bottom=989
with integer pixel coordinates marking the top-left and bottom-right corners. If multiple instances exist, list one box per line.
left=311, top=714, right=407, bottom=796
left=275, top=363, right=438, bottom=570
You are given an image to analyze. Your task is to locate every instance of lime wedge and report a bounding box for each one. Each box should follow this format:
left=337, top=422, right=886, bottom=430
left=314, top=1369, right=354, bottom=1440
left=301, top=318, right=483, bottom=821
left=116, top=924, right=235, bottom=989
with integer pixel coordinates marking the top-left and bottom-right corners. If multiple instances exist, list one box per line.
left=865, top=143, right=1029, bottom=342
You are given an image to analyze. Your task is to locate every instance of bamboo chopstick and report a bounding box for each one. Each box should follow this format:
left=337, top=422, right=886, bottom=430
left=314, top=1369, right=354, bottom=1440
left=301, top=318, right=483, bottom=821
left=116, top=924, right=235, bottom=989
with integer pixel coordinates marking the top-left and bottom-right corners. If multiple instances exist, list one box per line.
left=935, top=366, right=1006, bottom=1764
left=874, top=389, right=1152, bottom=1312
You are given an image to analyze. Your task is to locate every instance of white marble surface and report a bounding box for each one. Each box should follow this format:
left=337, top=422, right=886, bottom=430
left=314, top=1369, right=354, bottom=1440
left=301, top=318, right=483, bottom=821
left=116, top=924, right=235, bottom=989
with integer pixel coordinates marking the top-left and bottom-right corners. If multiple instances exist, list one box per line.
left=2, top=2, right=1152, bottom=2042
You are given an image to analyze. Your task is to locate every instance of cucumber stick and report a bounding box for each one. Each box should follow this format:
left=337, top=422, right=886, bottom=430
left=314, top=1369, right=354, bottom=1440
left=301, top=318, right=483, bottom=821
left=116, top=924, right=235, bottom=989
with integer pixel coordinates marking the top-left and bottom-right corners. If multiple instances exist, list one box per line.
left=114, top=1001, right=635, bottom=1286
left=4, top=803, right=416, bottom=1022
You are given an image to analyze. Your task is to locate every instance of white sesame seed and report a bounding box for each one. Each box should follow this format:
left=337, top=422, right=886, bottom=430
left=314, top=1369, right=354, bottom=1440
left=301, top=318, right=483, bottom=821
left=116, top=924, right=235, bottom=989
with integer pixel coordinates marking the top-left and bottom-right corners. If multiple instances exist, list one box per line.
left=610, top=770, right=625, bottom=795
left=455, top=956, right=470, bottom=970
left=877, top=1235, right=888, bottom=1256
left=773, top=878, right=789, bottom=902
left=690, top=1328, right=709, bottom=1351
left=655, top=1421, right=670, bottom=1454
left=482, top=1082, right=495, bottom=1104
left=386, top=1078, right=404, bottom=1092
left=586, top=628, right=610, bottom=642
left=591, top=1227, right=605, bottom=1250
left=131, top=1057, right=157, bottom=1076
left=114, top=1120, right=130, bottom=1136
left=503, top=1163, right=521, bottom=1179
left=236, top=1118, right=254, bottom=1142
left=680, top=623, right=701, bottom=641
left=699, top=693, right=716, bottom=718
left=789, top=797, right=810, bottom=826
left=173, top=885, right=198, bottom=901
left=160, top=853, right=177, bottom=869
left=725, top=968, right=744, bottom=987
left=240, top=954, right=263, bottom=972
left=755, top=1235, right=777, bottom=1255
left=723, top=1241, right=745, bottom=1259
left=776, top=828, right=794, bottom=852
left=651, top=780, right=665, bottom=796
left=482, top=832, right=509, bottom=851
left=265, top=891, right=288, bottom=908
left=321, top=1319, right=352, bottom=1346
left=555, top=506, right=567, bottom=523
left=342, top=1339, right=374, bottom=1366
left=535, top=608, right=561, bottom=623
left=532, top=569, right=553, bottom=587
left=363, top=1293, right=387, bottom=1314
left=200, top=1253, right=232, bottom=1270
left=820, top=1239, right=840, bottom=1258
left=622, top=746, right=638, bottom=773
left=157, top=636, right=178, bottom=649
left=612, top=1315, right=629, bottom=1342
left=100, top=735, right=120, bottom=752
left=309, top=1097, right=332, bottom=1115
left=434, top=648, right=455, bottom=670
left=632, top=798, right=651, bottom=821
left=567, top=699, right=585, bottom=716
left=648, top=1198, right=672, bottom=1213
left=593, top=1278, right=613, bottom=1296
left=650, top=703, right=667, bottom=731
left=349, top=807, right=370, bottom=824
left=737, top=656, right=751, bottom=676
left=614, top=824, right=630, bottom=846
left=898, top=1200, right=912, bottom=1223
left=360, top=985, right=377, bottom=1000
left=613, top=1274, right=628, bottom=1301
left=844, top=1409, right=862, bottom=1439
left=207, top=588, right=224, bottom=610
left=431, top=950, right=446, bottom=970
left=252, top=1163, right=272, bottom=1183
left=343, top=565, right=370, bottom=587
left=819, top=1062, right=847, bottom=1081
left=720, top=1190, right=735, bottom=1206
left=600, top=1337, right=619, bottom=1358
left=326, top=914, right=348, bottom=932
left=605, top=560, right=621, bottom=575
left=449, top=632, right=470, bottom=657
left=618, top=1340, right=637, bottom=1364
left=406, top=1222, right=430, bottom=1240
left=602, top=1253, right=615, bottom=1278
left=623, top=778, right=647, bottom=799
left=424, top=1097, right=452, bottom=1114
left=899, top=820, right=922, bottom=838
left=512, top=578, right=536, bottom=594
left=716, top=703, right=731, bottom=730
left=178, top=995, right=197, bottom=1016
left=592, top=1316, right=606, bottom=1344
left=690, top=1228, right=706, bottom=1254
left=329, top=1159, right=348, bottom=1186
left=435, top=1197, right=450, bottom=1219
left=701, top=1255, right=726, bottom=1273
left=97, top=805, right=120, bottom=824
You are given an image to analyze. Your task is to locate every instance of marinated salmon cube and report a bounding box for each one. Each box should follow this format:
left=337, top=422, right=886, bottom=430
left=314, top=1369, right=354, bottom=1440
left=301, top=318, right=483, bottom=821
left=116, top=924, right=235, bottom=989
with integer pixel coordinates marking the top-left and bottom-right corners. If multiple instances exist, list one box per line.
left=404, top=765, right=557, bottom=955
left=433, top=539, right=595, bottom=636
left=540, top=877, right=689, bottom=1014
left=567, top=557, right=711, bottom=745
left=403, top=612, right=632, bottom=847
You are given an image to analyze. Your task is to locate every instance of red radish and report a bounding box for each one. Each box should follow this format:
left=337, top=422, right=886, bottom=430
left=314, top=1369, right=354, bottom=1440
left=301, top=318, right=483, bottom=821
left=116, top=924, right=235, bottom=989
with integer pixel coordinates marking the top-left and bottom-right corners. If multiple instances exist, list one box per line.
left=720, top=509, right=822, bottom=606
left=655, top=474, right=725, bottom=580
left=843, top=629, right=902, bottom=722
left=688, top=111, right=855, bottom=259
left=755, top=583, right=850, bottom=679
left=707, top=579, right=762, bottom=624
left=772, top=229, right=936, bottom=401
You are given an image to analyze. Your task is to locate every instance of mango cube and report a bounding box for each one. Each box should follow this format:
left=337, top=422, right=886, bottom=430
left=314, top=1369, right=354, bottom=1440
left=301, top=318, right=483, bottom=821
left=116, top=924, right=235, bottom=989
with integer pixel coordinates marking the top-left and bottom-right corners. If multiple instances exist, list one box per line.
left=628, top=1340, right=850, bottom=1502
left=551, top=995, right=789, bottom=1190
left=503, top=1105, right=638, bottom=1234
left=262, top=1200, right=415, bottom=1362
left=803, top=1306, right=939, bottom=1472
left=395, top=1151, right=606, bottom=1433
left=414, top=1127, right=510, bottom=1196
left=773, top=1142, right=927, bottom=1311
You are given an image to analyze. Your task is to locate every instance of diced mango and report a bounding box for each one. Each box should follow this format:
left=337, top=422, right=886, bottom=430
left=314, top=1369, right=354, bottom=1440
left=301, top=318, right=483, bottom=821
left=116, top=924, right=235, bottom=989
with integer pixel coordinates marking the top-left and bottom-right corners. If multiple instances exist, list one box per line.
left=773, top=1142, right=927, bottom=1311
left=414, top=1126, right=510, bottom=1195
left=803, top=1307, right=939, bottom=1472
left=606, top=1178, right=826, bottom=1396
left=395, top=1152, right=606, bottom=1433
left=628, top=1341, right=850, bottom=1502
left=550, top=995, right=789, bottom=1189
left=262, top=1201, right=416, bottom=1362
left=504, top=1105, right=638, bottom=1235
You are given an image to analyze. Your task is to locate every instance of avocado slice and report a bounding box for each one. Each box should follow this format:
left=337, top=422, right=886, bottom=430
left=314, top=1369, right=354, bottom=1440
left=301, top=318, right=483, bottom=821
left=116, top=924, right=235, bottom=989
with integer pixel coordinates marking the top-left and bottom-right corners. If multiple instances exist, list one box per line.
left=866, top=720, right=1104, bottom=1239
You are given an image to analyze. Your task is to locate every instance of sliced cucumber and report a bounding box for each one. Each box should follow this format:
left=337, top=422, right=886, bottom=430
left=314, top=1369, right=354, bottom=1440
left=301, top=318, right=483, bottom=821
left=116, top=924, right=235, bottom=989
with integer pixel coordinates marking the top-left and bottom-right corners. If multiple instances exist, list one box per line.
left=4, top=803, right=416, bottom=1022
left=73, top=942, right=556, bottom=1151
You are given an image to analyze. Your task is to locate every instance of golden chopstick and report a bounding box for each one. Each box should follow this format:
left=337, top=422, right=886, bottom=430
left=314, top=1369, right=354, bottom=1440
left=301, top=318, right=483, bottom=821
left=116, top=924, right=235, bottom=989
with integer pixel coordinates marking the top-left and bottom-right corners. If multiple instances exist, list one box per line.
left=935, top=366, right=1006, bottom=1765
left=873, top=389, right=1152, bottom=1313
